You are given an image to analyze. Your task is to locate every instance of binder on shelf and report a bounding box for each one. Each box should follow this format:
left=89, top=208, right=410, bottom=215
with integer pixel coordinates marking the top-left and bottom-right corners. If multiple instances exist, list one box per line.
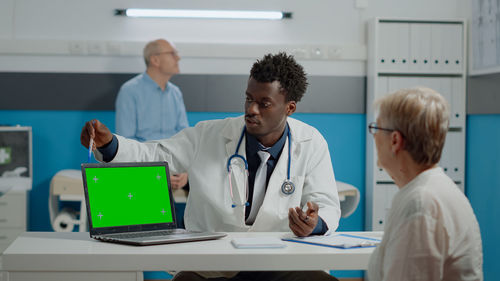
left=449, top=131, right=465, bottom=185
left=396, top=23, right=410, bottom=72
left=440, top=133, right=453, bottom=178
left=444, top=24, right=464, bottom=73
left=375, top=164, right=392, bottom=183
left=440, top=130, right=465, bottom=190
left=372, top=185, right=386, bottom=228
left=387, top=76, right=421, bottom=93
left=431, top=24, right=445, bottom=72
left=451, top=78, right=466, bottom=126
left=373, top=183, right=397, bottom=229
left=410, top=23, right=433, bottom=72
left=378, top=22, right=398, bottom=72
left=387, top=76, right=403, bottom=92
left=375, top=76, right=388, bottom=99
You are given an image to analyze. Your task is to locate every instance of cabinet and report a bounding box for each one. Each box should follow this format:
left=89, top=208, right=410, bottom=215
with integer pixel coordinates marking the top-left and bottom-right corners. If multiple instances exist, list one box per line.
left=366, top=18, right=467, bottom=230
left=0, top=190, right=27, bottom=253
left=0, top=126, right=32, bottom=253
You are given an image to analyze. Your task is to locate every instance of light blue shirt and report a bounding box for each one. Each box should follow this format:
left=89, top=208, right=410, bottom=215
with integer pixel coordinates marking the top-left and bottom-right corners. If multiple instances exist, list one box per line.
left=115, top=72, right=189, bottom=141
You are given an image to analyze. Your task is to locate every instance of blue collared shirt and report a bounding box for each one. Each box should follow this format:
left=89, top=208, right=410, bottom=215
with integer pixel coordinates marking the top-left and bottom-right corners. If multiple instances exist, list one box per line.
left=115, top=72, right=189, bottom=141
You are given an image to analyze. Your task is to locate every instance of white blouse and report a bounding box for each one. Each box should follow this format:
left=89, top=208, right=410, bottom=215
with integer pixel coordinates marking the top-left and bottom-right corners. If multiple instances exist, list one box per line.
left=367, top=167, right=483, bottom=281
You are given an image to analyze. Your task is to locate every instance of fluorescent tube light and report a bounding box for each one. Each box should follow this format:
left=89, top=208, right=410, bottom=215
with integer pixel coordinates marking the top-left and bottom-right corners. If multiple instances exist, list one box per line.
left=114, top=9, right=292, bottom=20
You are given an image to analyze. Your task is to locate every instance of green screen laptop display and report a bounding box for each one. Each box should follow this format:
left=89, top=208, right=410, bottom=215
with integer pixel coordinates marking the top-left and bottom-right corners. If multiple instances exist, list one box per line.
left=84, top=165, right=173, bottom=228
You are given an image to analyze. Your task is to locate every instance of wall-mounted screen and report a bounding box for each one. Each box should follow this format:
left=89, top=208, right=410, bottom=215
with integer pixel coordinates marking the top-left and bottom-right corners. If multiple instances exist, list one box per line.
left=0, top=126, right=32, bottom=194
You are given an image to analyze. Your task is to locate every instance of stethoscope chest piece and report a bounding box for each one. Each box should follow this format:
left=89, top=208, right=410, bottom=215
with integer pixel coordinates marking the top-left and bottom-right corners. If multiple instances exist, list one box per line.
left=281, top=180, right=295, bottom=195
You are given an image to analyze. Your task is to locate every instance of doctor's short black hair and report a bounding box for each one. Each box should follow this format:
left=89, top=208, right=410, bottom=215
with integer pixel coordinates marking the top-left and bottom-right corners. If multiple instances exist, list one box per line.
left=250, top=52, right=308, bottom=102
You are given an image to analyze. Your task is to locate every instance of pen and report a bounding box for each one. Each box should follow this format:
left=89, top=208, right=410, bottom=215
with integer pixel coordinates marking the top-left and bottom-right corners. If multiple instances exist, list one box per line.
left=88, top=138, right=94, bottom=163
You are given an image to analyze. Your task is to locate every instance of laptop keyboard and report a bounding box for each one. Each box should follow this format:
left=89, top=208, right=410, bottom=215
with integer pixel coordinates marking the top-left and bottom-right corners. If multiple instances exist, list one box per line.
left=106, top=229, right=189, bottom=239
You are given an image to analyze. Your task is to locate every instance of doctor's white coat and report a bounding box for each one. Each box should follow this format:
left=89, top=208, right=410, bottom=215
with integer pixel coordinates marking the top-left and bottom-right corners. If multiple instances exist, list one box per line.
left=95, top=116, right=341, bottom=233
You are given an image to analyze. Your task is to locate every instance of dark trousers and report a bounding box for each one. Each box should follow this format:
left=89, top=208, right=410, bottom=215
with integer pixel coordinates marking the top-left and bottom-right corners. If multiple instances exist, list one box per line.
left=174, top=182, right=189, bottom=229
left=174, top=202, right=186, bottom=229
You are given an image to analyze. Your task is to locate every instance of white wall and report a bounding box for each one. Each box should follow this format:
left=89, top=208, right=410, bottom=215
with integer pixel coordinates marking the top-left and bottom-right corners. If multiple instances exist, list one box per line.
left=0, top=0, right=470, bottom=75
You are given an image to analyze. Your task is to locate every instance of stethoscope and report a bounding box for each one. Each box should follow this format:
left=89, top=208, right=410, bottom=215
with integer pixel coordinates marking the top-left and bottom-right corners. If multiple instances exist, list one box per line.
left=226, top=126, right=295, bottom=208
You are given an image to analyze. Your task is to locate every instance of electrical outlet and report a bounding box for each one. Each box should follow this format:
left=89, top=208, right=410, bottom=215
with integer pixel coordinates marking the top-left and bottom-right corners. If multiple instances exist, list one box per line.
left=106, top=42, right=121, bottom=55
left=310, top=47, right=325, bottom=59
left=291, top=48, right=308, bottom=59
left=68, top=41, right=85, bottom=55
left=87, top=42, right=103, bottom=55
left=328, top=47, right=342, bottom=59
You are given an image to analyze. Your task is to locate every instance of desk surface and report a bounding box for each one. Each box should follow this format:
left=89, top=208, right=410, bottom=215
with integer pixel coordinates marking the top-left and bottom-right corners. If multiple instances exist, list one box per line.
left=2, top=231, right=381, bottom=272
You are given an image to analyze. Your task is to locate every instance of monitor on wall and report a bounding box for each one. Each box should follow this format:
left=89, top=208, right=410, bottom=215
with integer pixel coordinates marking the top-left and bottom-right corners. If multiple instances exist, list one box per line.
left=0, top=126, right=32, bottom=194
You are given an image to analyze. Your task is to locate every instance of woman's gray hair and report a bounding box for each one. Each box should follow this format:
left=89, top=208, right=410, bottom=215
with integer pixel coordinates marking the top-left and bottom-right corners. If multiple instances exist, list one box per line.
left=375, top=87, right=450, bottom=166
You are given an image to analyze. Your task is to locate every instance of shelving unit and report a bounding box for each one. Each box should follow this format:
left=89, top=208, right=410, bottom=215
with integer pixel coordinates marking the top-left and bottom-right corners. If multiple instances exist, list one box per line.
left=0, top=126, right=32, bottom=253
left=0, top=190, right=27, bottom=253
left=366, top=18, right=467, bottom=231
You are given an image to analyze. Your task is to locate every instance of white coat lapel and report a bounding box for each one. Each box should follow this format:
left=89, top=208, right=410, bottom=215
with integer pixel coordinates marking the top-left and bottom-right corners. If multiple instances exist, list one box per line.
left=223, top=118, right=247, bottom=221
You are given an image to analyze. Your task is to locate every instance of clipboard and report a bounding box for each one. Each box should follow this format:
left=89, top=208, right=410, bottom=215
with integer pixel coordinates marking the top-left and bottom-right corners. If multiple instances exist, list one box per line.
left=282, top=233, right=381, bottom=249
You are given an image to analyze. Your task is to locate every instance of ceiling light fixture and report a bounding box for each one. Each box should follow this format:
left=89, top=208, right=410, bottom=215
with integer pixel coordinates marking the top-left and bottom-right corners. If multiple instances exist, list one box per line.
left=114, top=9, right=292, bottom=20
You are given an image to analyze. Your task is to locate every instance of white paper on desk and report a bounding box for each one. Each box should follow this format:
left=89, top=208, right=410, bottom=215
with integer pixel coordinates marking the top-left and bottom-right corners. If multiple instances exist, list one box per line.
left=283, top=233, right=381, bottom=249
left=231, top=237, right=286, bottom=249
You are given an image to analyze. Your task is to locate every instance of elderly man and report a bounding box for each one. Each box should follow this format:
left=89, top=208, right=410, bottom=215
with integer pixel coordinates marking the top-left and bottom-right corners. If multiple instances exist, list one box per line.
left=115, top=39, right=188, bottom=190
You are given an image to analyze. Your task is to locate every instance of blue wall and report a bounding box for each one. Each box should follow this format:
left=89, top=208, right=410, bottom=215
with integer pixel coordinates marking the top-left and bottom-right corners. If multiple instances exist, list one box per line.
left=0, top=110, right=366, bottom=232
left=0, top=110, right=497, bottom=280
left=466, top=115, right=500, bottom=281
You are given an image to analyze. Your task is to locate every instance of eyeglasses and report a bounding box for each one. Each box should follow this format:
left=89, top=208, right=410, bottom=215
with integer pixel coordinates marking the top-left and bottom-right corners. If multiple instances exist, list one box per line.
left=155, top=50, right=179, bottom=57
left=368, top=122, right=394, bottom=135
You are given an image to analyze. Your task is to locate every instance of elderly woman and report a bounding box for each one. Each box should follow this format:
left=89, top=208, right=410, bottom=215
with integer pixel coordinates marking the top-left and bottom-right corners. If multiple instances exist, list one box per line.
left=367, top=87, right=483, bottom=281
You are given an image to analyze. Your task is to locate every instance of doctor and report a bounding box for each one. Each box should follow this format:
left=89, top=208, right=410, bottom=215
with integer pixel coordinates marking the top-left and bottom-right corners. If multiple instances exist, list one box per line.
left=81, top=53, right=341, bottom=281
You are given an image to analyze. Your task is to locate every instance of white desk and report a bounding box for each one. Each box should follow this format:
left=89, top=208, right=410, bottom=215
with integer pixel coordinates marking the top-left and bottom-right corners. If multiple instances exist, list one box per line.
left=1, top=231, right=381, bottom=281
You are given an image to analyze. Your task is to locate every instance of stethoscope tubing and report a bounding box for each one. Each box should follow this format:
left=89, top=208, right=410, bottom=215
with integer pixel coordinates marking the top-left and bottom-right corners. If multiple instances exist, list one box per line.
left=226, top=125, right=293, bottom=207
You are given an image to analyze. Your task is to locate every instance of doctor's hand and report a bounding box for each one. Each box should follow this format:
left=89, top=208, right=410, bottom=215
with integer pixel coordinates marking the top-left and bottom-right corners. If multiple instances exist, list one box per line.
left=288, top=201, right=319, bottom=237
left=80, top=119, right=113, bottom=149
left=170, top=173, right=188, bottom=190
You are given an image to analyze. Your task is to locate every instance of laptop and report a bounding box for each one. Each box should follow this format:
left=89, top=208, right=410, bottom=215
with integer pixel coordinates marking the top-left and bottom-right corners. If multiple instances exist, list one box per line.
left=81, top=161, right=226, bottom=246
